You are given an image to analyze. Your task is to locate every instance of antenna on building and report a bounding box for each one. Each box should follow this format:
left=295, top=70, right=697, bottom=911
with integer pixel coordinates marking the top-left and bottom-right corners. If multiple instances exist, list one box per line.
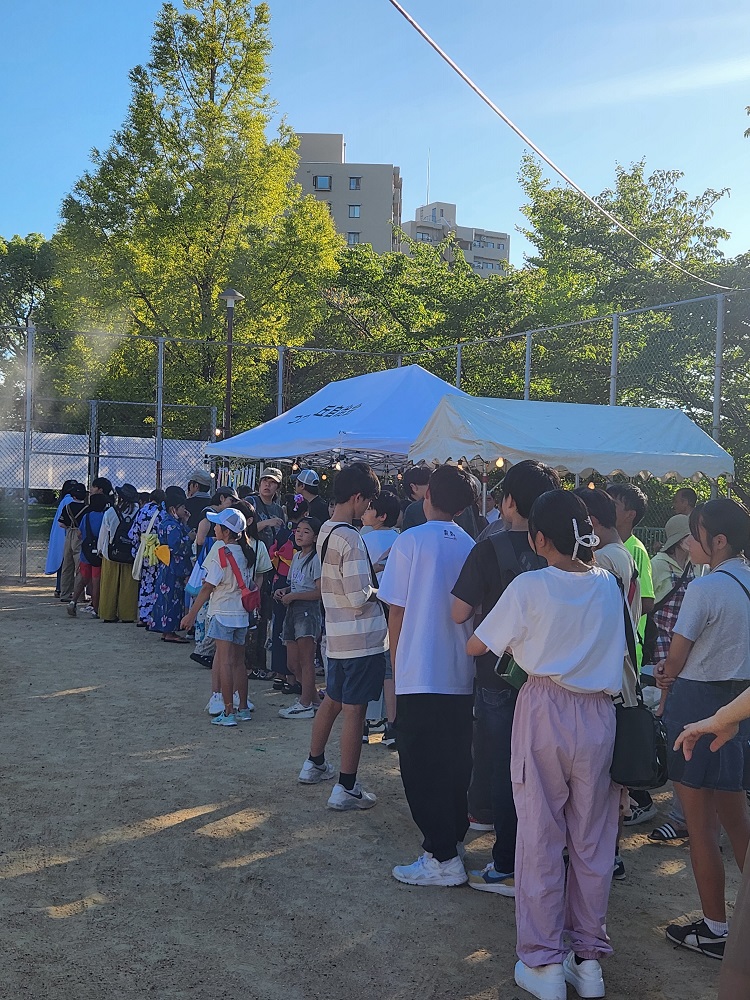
left=426, top=148, right=430, bottom=205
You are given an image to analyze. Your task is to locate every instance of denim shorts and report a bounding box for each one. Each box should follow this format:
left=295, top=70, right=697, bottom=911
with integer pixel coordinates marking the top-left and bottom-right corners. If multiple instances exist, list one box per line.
left=281, top=600, right=322, bottom=643
left=664, top=677, right=750, bottom=792
left=326, top=653, right=386, bottom=706
left=207, top=617, right=248, bottom=646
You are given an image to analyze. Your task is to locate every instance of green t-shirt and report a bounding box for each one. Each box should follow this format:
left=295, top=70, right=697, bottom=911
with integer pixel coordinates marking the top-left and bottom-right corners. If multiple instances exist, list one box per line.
left=625, top=534, right=654, bottom=669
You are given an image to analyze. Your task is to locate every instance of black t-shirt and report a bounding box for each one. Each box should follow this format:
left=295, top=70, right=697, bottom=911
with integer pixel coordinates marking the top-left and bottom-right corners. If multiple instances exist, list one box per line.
left=184, top=492, right=212, bottom=531
left=451, top=530, right=545, bottom=690
left=60, top=500, right=87, bottom=528
left=304, top=495, right=329, bottom=525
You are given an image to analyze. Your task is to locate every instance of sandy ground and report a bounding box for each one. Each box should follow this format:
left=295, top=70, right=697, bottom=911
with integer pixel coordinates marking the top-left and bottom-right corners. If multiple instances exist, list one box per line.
left=0, top=579, right=736, bottom=1000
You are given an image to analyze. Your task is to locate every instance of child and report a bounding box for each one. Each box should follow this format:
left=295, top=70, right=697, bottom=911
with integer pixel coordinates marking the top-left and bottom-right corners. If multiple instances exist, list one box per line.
left=268, top=496, right=309, bottom=691
left=181, top=507, right=265, bottom=727
left=97, top=483, right=140, bottom=624
left=69, top=493, right=109, bottom=617
left=470, top=490, right=625, bottom=1000
left=128, top=488, right=165, bottom=628
left=657, top=499, right=750, bottom=961
left=152, top=486, right=193, bottom=642
left=276, top=516, right=323, bottom=719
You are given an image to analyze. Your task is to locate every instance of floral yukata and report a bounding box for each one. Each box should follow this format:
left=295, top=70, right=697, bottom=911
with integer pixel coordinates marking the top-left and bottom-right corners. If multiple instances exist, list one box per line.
left=151, top=511, right=193, bottom=634
left=128, top=501, right=164, bottom=626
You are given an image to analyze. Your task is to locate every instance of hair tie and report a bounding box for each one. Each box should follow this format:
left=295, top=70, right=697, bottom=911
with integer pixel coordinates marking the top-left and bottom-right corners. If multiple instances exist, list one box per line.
left=572, top=518, right=599, bottom=560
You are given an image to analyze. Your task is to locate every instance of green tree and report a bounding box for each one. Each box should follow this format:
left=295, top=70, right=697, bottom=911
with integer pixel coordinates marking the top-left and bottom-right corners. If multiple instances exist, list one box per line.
left=50, top=0, right=340, bottom=432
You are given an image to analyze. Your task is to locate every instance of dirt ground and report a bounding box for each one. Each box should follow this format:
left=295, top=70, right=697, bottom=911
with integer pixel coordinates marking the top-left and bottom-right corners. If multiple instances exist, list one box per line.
left=0, top=579, right=735, bottom=1000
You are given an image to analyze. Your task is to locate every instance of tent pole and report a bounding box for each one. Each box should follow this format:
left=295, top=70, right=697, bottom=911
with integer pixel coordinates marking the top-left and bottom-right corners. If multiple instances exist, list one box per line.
left=481, top=462, right=487, bottom=517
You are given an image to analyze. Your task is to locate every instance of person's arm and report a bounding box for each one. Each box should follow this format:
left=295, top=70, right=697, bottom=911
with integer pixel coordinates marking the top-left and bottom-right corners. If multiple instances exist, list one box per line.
left=281, top=579, right=321, bottom=605
left=655, top=632, right=694, bottom=688
left=674, top=687, right=750, bottom=759
left=180, top=580, right=216, bottom=629
left=340, top=542, right=376, bottom=609
left=641, top=597, right=655, bottom=615
left=196, top=518, right=210, bottom=548
left=452, top=597, right=476, bottom=625
left=467, top=633, right=489, bottom=656
left=387, top=604, right=405, bottom=675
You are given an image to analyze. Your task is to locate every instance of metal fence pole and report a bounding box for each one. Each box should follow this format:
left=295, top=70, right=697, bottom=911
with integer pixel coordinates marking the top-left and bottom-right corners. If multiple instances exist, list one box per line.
left=396, top=354, right=403, bottom=368
left=87, top=400, right=98, bottom=485
left=277, top=345, right=285, bottom=416
left=713, top=294, right=725, bottom=443
left=609, top=313, right=620, bottom=406
left=20, top=323, right=35, bottom=584
left=455, top=344, right=462, bottom=389
left=155, top=337, right=165, bottom=489
left=524, top=332, right=532, bottom=400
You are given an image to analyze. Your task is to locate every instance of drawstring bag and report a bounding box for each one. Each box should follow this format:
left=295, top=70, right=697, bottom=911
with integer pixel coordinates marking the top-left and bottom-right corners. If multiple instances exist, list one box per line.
left=219, top=545, right=261, bottom=615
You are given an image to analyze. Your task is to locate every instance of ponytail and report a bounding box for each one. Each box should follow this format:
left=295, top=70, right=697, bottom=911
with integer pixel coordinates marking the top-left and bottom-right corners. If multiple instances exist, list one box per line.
left=225, top=528, right=257, bottom=573
left=528, top=490, right=598, bottom=564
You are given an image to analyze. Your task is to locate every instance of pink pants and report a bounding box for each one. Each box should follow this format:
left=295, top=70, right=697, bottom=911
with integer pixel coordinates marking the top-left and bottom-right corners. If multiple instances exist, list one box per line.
left=512, top=675, right=619, bottom=967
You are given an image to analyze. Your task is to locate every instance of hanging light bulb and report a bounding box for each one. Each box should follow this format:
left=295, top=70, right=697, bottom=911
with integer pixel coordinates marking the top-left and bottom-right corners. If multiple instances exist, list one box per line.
left=292, top=459, right=299, bottom=472
left=334, top=461, right=341, bottom=471
left=588, top=481, right=596, bottom=490
left=495, top=457, right=504, bottom=468
left=321, top=473, right=327, bottom=481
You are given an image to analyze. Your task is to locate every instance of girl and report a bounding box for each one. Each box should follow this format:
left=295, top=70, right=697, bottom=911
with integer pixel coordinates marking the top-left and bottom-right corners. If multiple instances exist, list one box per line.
left=59, top=483, right=88, bottom=604
left=128, top=488, right=165, bottom=628
left=69, top=492, right=109, bottom=617
left=181, top=507, right=269, bottom=726
left=151, top=486, right=193, bottom=643
left=657, top=499, right=750, bottom=961
left=468, top=490, right=625, bottom=1000
left=97, top=484, right=140, bottom=624
left=268, top=496, right=309, bottom=692
left=192, top=487, right=239, bottom=664
left=276, top=516, right=323, bottom=719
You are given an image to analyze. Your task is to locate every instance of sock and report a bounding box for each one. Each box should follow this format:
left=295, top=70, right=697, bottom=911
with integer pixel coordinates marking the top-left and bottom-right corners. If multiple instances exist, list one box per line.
left=338, top=771, right=358, bottom=792
left=309, top=753, right=325, bottom=766
left=704, top=917, right=728, bottom=936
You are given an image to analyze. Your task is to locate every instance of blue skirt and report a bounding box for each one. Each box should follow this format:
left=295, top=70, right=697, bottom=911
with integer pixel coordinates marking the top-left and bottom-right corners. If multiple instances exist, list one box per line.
left=664, top=677, right=750, bottom=792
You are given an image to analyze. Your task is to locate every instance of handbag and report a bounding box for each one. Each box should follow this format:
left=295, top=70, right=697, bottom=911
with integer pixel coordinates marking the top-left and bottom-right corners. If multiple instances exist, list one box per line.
left=185, top=559, right=206, bottom=598
left=132, top=509, right=160, bottom=581
left=610, top=584, right=669, bottom=789
left=219, top=544, right=261, bottom=615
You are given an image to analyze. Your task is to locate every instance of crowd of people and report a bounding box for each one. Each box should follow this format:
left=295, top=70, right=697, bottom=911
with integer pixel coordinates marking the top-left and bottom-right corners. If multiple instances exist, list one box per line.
left=45, top=466, right=750, bottom=1000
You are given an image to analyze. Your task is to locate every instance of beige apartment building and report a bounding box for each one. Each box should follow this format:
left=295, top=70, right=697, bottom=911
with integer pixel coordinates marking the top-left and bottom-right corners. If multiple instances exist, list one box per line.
left=295, top=133, right=402, bottom=254
left=402, top=201, right=510, bottom=275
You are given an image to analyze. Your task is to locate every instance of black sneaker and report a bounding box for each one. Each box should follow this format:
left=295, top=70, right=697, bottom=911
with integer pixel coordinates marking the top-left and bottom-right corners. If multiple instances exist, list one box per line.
left=283, top=681, right=302, bottom=696
left=189, top=652, right=213, bottom=669
left=666, top=919, right=726, bottom=959
left=382, top=722, right=397, bottom=749
left=612, top=855, right=626, bottom=881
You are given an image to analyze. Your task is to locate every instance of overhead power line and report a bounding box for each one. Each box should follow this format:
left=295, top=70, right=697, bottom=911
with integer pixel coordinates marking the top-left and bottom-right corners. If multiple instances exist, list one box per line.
left=385, top=0, right=738, bottom=293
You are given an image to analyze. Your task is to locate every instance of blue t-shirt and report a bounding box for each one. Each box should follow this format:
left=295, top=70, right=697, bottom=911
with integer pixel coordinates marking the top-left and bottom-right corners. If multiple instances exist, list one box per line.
left=78, top=511, right=104, bottom=565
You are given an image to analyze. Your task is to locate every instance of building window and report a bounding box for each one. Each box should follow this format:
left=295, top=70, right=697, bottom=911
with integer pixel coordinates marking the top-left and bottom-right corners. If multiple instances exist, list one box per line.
left=473, top=240, right=481, bottom=248
left=349, top=176, right=361, bottom=190
left=348, top=205, right=360, bottom=218
left=347, top=232, right=360, bottom=246
left=417, top=231, right=432, bottom=242
left=487, top=241, right=495, bottom=249
left=313, top=175, right=331, bottom=191
left=498, top=242, right=505, bottom=251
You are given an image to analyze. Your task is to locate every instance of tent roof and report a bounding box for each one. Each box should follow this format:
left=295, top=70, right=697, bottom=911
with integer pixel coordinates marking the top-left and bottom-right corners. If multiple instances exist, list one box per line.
left=206, top=365, right=466, bottom=463
left=408, top=395, right=734, bottom=481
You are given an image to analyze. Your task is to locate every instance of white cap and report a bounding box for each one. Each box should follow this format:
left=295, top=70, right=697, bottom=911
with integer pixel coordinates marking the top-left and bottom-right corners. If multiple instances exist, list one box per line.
left=206, top=508, right=247, bottom=534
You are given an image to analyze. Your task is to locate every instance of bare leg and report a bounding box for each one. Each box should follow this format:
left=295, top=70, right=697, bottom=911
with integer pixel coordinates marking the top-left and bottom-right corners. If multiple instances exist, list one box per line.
left=340, top=703, right=368, bottom=775
left=679, top=783, right=727, bottom=922
left=310, top=696, right=342, bottom=758
left=213, top=639, right=233, bottom=717
left=715, top=790, right=750, bottom=871
left=285, top=642, right=301, bottom=685
left=233, top=640, right=249, bottom=710
left=383, top=677, right=396, bottom=723
left=91, top=574, right=101, bottom=613
left=297, top=636, right=320, bottom=708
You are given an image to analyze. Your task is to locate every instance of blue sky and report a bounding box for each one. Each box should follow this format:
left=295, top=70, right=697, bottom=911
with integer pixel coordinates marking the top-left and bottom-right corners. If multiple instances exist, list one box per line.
left=1, top=1, right=749, bottom=268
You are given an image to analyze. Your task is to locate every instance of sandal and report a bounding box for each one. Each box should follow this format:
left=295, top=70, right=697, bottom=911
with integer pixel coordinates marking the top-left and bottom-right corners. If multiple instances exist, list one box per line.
left=161, top=635, right=190, bottom=644
left=649, top=823, right=689, bottom=842
left=248, top=668, right=273, bottom=681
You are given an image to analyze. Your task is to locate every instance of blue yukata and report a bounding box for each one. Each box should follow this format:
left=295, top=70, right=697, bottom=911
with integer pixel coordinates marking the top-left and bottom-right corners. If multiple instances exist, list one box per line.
left=152, top=512, right=193, bottom=634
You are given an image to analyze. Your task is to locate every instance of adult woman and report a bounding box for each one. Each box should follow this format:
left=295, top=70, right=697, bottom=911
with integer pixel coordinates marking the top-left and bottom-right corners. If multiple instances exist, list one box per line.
left=151, top=486, right=193, bottom=643
left=657, top=499, right=750, bottom=960
left=97, top=484, right=140, bottom=624
left=469, top=490, right=625, bottom=1000
left=128, top=488, right=165, bottom=628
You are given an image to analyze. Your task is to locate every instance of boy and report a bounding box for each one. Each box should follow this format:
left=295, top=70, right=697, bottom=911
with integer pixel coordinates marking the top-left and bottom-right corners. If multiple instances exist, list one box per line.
left=379, top=465, right=477, bottom=886
left=298, top=462, right=387, bottom=811
left=451, top=460, right=559, bottom=895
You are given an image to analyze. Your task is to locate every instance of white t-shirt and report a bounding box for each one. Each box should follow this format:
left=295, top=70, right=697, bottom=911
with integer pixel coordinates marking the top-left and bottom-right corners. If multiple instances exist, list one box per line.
left=203, top=539, right=272, bottom=627
left=486, top=507, right=500, bottom=524
left=474, top=565, right=626, bottom=695
left=363, top=528, right=400, bottom=583
left=378, top=520, right=475, bottom=695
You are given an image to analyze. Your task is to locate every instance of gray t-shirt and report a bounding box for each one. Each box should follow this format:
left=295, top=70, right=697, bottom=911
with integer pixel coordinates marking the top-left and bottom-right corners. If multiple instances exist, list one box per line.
left=288, top=550, right=322, bottom=594
left=675, top=558, right=750, bottom=682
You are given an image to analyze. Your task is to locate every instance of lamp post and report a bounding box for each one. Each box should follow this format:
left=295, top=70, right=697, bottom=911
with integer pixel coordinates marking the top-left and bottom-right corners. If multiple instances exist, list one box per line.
left=218, top=287, right=244, bottom=439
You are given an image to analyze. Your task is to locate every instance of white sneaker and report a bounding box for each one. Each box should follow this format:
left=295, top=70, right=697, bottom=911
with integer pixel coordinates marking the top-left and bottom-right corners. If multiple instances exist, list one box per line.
left=234, top=692, right=254, bottom=712
left=392, top=852, right=467, bottom=887
left=298, top=759, right=336, bottom=784
left=562, top=952, right=605, bottom=998
left=205, top=692, right=224, bottom=715
left=326, top=781, right=377, bottom=811
left=514, top=961, right=566, bottom=1000
left=279, top=702, right=316, bottom=720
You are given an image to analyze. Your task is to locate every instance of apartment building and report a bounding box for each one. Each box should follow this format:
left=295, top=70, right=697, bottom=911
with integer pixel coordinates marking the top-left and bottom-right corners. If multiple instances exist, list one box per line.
left=402, top=201, right=510, bottom=275
left=295, top=133, right=402, bottom=254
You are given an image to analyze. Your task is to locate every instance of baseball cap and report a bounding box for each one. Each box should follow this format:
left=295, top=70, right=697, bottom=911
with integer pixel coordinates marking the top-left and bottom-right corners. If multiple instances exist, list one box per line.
left=260, top=467, right=283, bottom=484
left=206, top=508, right=247, bottom=534
left=189, top=468, right=212, bottom=488
left=295, top=469, right=319, bottom=488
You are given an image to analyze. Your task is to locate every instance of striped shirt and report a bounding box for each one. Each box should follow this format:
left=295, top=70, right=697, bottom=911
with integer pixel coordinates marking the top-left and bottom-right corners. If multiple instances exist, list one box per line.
left=317, top=521, right=388, bottom=659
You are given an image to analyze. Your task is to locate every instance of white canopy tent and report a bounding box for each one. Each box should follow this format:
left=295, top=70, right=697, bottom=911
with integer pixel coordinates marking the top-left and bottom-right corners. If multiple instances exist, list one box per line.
left=206, top=365, right=466, bottom=468
left=409, top=395, right=734, bottom=481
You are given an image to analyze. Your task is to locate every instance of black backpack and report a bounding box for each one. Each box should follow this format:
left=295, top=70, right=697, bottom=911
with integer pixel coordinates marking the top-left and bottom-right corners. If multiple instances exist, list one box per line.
left=80, top=516, right=102, bottom=568
left=108, top=510, right=136, bottom=564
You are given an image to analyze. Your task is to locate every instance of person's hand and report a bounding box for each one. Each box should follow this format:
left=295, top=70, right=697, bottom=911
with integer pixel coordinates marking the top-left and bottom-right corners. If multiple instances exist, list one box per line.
left=674, top=715, right=739, bottom=760
left=270, top=517, right=284, bottom=529
left=281, top=592, right=295, bottom=606
left=273, top=588, right=289, bottom=601
left=655, top=665, right=674, bottom=691
left=179, top=614, right=192, bottom=631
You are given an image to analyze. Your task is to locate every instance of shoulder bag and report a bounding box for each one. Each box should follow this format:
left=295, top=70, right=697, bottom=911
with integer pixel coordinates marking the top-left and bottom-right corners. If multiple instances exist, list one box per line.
left=642, top=563, right=692, bottom=665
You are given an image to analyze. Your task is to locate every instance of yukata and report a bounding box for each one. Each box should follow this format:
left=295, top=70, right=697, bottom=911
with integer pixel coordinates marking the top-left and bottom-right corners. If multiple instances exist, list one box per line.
left=151, top=513, right=193, bottom=634
left=128, top=501, right=164, bottom=626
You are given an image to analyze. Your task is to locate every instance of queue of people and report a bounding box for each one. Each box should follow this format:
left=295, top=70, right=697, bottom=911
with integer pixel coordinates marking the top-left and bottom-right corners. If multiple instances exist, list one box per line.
left=47, top=464, right=750, bottom=1000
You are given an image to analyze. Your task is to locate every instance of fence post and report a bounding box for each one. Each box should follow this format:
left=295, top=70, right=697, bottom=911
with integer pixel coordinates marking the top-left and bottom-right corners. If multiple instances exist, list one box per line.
left=155, top=337, right=165, bottom=489
left=524, top=332, right=532, bottom=400
left=396, top=354, right=403, bottom=368
left=609, top=313, right=620, bottom=406
left=713, top=293, right=725, bottom=443
left=277, top=345, right=285, bottom=416
left=20, top=323, right=35, bottom=584
left=88, top=400, right=99, bottom=485
left=455, top=344, right=462, bottom=389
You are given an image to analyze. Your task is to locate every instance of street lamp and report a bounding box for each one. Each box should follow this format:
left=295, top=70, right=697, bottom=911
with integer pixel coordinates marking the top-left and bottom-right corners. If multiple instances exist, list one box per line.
left=218, top=287, right=245, bottom=439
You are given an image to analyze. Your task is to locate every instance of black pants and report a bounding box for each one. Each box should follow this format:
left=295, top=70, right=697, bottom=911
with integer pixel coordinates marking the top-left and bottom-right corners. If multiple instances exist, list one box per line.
left=397, top=693, right=474, bottom=862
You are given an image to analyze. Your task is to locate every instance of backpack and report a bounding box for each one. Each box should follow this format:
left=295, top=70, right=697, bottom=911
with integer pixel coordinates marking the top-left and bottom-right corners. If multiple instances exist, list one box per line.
left=80, top=516, right=102, bottom=567
left=108, top=510, right=136, bottom=564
